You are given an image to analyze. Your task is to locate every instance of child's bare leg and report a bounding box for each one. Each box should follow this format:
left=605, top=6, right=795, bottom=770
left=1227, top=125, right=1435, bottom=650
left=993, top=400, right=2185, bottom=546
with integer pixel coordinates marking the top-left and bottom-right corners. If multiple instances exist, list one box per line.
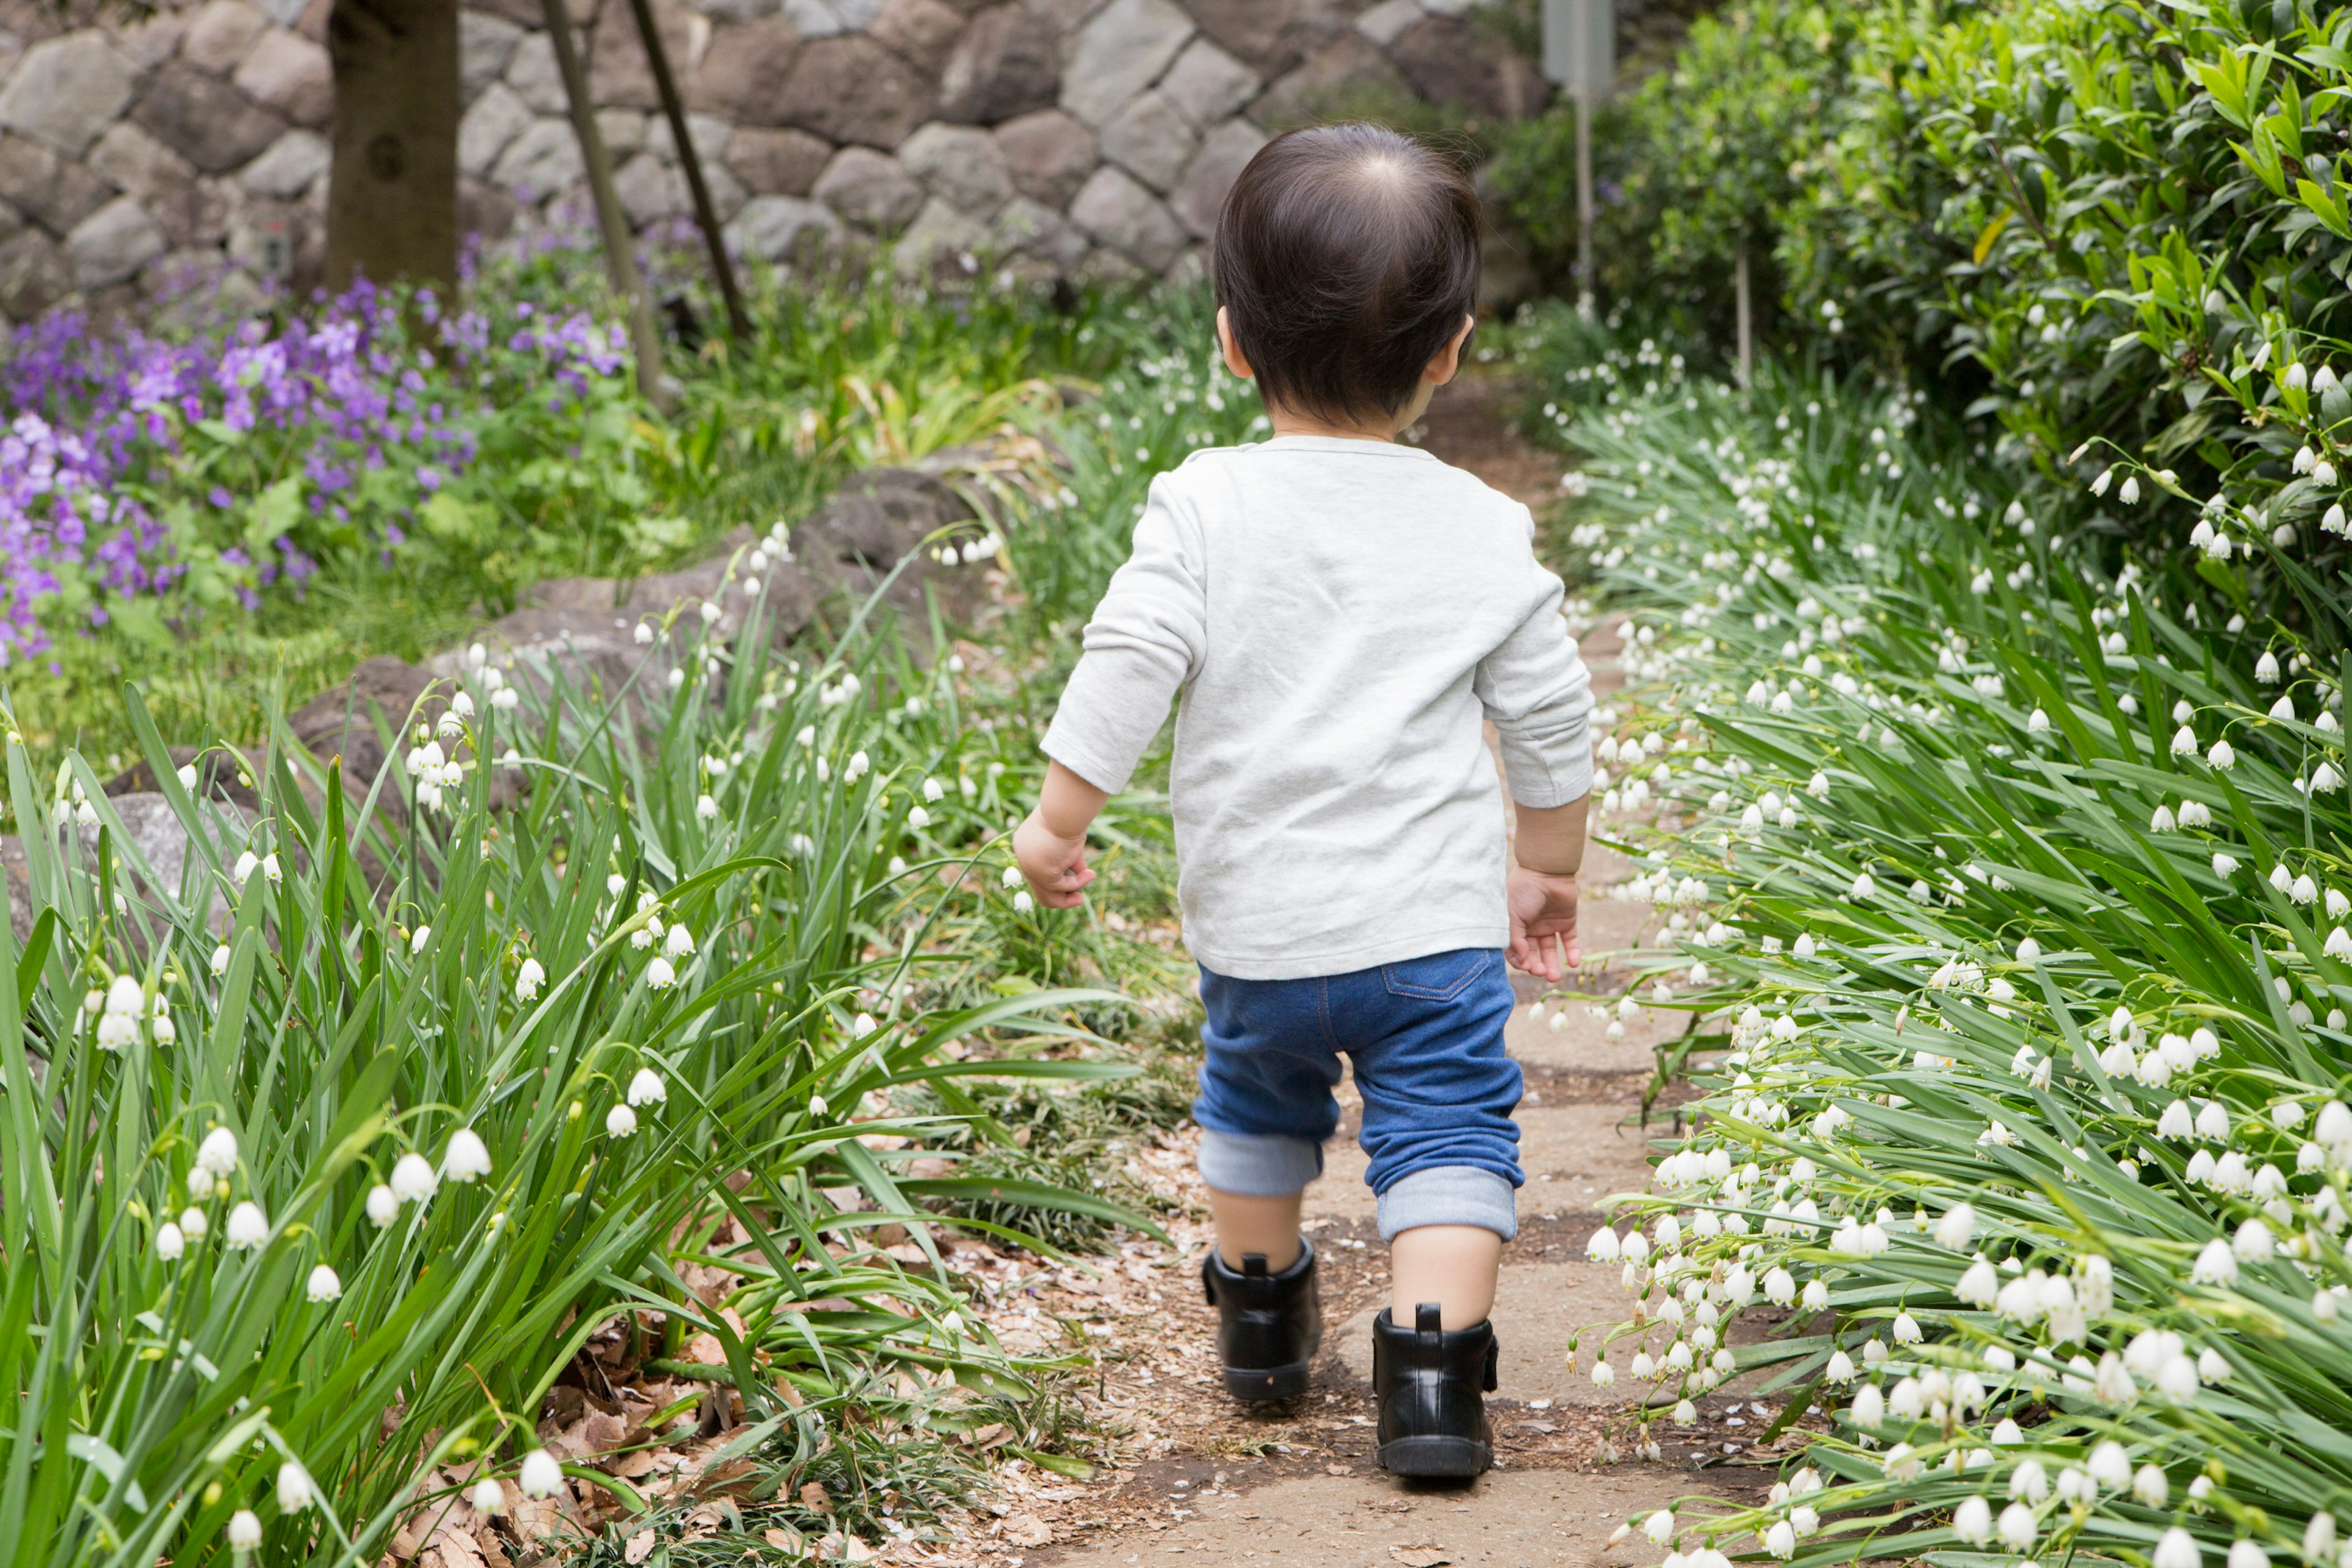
left=1390, top=1224, right=1502, bottom=1329
left=1210, top=1188, right=1304, bottom=1270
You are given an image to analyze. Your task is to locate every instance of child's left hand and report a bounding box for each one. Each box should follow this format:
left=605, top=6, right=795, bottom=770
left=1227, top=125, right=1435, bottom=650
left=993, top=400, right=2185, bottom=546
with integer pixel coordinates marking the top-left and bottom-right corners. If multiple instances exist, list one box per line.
left=1506, top=867, right=1580, bottom=981
left=1013, top=809, right=1096, bottom=908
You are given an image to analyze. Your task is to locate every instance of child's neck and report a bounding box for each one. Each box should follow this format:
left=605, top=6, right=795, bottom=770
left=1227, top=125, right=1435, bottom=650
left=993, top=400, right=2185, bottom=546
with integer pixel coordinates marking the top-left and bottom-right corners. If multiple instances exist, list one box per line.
left=1264, top=404, right=1410, bottom=443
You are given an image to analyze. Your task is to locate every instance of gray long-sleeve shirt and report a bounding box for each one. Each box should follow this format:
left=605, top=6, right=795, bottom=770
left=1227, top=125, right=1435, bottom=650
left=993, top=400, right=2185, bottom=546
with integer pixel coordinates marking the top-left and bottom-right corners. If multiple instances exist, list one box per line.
left=1041, top=434, right=1593, bottom=981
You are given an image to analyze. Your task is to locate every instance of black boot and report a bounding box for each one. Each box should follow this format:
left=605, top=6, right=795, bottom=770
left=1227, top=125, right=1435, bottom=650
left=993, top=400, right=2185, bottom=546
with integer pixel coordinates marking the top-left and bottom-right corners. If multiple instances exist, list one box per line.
left=1201, top=1240, right=1322, bottom=1400
left=1372, top=1303, right=1496, bottom=1478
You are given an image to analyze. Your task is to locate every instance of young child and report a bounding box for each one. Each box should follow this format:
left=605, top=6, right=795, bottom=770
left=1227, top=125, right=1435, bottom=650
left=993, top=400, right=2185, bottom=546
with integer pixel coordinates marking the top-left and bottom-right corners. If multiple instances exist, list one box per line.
left=1012, top=123, right=1593, bottom=1479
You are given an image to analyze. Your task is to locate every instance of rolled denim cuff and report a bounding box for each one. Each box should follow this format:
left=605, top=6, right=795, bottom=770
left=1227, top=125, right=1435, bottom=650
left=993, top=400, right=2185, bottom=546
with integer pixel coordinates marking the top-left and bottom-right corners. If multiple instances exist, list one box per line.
left=1377, top=1164, right=1519, bottom=1242
left=1197, top=1129, right=1324, bottom=1197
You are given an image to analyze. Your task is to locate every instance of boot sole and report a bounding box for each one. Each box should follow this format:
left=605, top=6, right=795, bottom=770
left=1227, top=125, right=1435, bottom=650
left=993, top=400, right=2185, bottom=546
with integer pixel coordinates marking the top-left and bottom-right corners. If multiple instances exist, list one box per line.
left=1222, top=1360, right=1313, bottom=1400
left=1376, top=1436, right=1493, bottom=1479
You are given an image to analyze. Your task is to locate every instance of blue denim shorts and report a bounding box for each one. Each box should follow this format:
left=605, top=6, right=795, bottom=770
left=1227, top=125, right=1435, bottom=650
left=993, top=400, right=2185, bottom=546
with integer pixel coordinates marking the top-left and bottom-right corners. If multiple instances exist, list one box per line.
left=1192, top=948, right=1523, bottom=1242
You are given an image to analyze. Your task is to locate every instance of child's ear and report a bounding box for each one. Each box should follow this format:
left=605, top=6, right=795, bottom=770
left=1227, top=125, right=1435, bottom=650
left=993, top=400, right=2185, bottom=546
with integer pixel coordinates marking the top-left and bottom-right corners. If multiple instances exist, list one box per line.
left=1425, top=313, right=1476, bottom=386
left=1216, top=306, right=1256, bottom=380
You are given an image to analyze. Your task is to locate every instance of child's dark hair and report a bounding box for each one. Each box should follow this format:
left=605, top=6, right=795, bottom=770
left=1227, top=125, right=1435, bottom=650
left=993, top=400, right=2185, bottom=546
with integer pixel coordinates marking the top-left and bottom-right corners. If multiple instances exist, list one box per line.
left=1211, top=123, right=1480, bottom=424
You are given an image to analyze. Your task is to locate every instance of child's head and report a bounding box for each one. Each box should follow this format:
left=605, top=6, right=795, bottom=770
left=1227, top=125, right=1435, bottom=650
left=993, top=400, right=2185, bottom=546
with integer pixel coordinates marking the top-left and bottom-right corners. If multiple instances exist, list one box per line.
left=1212, top=123, right=1480, bottom=432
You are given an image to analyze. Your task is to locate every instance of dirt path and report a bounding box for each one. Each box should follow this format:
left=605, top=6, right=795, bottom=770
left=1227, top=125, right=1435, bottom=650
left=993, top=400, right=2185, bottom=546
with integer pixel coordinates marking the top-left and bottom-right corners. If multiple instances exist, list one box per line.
left=955, top=375, right=1785, bottom=1568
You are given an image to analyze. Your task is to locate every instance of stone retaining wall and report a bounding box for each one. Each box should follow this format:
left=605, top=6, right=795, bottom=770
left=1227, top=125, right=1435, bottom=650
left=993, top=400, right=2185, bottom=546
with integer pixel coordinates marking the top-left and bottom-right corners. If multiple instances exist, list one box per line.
left=0, top=0, right=1548, bottom=320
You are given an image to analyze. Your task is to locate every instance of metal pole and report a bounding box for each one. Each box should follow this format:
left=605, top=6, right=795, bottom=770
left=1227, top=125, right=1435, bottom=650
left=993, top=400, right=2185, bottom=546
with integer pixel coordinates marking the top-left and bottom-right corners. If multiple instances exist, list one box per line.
left=538, top=0, right=668, bottom=409
left=1734, top=239, right=1752, bottom=388
left=1575, top=86, right=1594, bottom=318
left=626, top=0, right=752, bottom=341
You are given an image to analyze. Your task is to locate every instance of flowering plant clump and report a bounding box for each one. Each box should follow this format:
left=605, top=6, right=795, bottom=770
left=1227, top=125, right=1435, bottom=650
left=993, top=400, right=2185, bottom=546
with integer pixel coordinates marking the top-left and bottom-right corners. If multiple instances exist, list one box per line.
left=0, top=262, right=638, bottom=669
left=1532, top=344, right=2352, bottom=1566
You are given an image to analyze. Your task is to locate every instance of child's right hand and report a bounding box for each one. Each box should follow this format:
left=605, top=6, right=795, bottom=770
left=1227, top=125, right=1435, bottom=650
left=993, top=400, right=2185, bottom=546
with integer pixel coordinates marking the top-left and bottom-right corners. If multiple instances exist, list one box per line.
left=1013, top=809, right=1096, bottom=908
left=1506, top=868, right=1580, bottom=982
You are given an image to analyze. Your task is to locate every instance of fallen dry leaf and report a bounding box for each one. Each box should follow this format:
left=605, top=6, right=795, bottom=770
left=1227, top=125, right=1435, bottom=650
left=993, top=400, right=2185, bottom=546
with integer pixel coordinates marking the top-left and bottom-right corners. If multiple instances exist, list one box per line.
left=1000, top=1513, right=1054, bottom=1547
left=1390, top=1548, right=1452, bottom=1567
left=801, top=1480, right=833, bottom=1513
left=623, top=1529, right=657, bottom=1564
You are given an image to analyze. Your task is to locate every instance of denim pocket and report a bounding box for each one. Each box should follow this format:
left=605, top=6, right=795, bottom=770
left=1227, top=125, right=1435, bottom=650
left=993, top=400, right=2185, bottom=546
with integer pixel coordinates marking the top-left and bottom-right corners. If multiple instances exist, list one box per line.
left=1380, top=948, right=1493, bottom=1001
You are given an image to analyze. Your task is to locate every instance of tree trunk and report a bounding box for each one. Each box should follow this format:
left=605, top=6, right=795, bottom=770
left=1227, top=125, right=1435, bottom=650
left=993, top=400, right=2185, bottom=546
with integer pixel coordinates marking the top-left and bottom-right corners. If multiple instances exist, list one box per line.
left=325, top=0, right=459, bottom=294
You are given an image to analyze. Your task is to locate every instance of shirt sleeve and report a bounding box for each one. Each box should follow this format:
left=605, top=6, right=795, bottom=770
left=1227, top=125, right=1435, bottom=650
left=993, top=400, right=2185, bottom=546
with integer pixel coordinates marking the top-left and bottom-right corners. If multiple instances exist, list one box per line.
left=1474, top=511, right=1594, bottom=809
left=1040, top=478, right=1207, bottom=794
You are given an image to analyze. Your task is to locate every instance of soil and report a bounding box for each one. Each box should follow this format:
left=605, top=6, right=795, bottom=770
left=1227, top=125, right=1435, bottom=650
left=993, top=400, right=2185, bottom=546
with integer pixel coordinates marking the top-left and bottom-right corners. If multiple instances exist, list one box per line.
left=935, top=374, right=1788, bottom=1568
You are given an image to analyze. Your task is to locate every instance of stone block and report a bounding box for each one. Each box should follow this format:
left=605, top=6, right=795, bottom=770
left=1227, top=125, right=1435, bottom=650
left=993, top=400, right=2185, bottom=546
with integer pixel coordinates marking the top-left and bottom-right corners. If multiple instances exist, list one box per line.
left=459, top=80, right=535, bottom=178
left=1159, top=36, right=1256, bottom=127
left=88, top=123, right=197, bottom=206
left=153, top=176, right=235, bottom=247
left=1168, top=115, right=1262, bottom=238
left=688, top=17, right=801, bottom=123
left=869, top=0, right=961, bottom=72
left=491, top=115, right=586, bottom=199
left=694, top=0, right=775, bottom=21
left=827, top=0, right=886, bottom=25
left=777, top=34, right=932, bottom=146
left=781, top=0, right=842, bottom=34
left=612, top=149, right=684, bottom=225
left=726, top=190, right=836, bottom=258
left=459, top=175, right=520, bottom=238
left=471, top=0, right=595, bottom=26
left=897, top=119, right=1009, bottom=216
left=933, top=1, right=1055, bottom=125
left=459, top=9, right=525, bottom=103
left=0, top=224, right=62, bottom=318
left=1187, top=0, right=1321, bottom=76
left=180, top=0, right=270, bottom=72
left=811, top=143, right=921, bottom=229
left=116, top=10, right=189, bottom=70
left=723, top=125, right=831, bottom=195
left=1067, top=162, right=1182, bottom=271
left=0, top=31, right=141, bottom=157
left=1098, top=88, right=1193, bottom=192
left=1353, top=0, right=1420, bottom=47
left=701, top=158, right=747, bottom=219
left=1389, top=15, right=1542, bottom=119
left=590, top=0, right=709, bottom=111
left=1059, top=0, right=1191, bottom=127
left=1251, top=32, right=1403, bottom=130
left=599, top=107, right=649, bottom=159
left=894, top=192, right=987, bottom=271
left=0, top=132, right=110, bottom=236
left=503, top=32, right=568, bottom=115
left=238, top=126, right=329, bottom=198
left=235, top=29, right=334, bottom=127
left=66, top=194, right=166, bottom=288
left=992, top=107, right=1091, bottom=207
left=646, top=109, right=730, bottom=165
left=134, top=61, right=288, bottom=173
left=993, top=192, right=1083, bottom=269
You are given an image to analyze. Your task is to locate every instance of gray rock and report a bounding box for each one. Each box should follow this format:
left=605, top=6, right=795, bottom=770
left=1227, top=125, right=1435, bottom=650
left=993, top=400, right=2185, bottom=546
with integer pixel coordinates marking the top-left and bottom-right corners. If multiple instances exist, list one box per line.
left=460, top=175, right=521, bottom=239
left=0, top=133, right=111, bottom=237
left=288, top=655, right=437, bottom=810
left=1060, top=0, right=1192, bottom=127
left=934, top=2, right=1056, bottom=124
left=612, top=149, right=684, bottom=225
left=723, top=126, right=832, bottom=195
left=646, top=110, right=731, bottom=166
left=688, top=17, right=802, bottom=123
left=134, top=62, right=289, bottom=173
left=238, top=127, right=330, bottom=198
left=993, top=108, right=1093, bottom=207
left=1077, top=242, right=1142, bottom=283
left=598, top=108, right=650, bottom=159
left=503, top=32, right=568, bottom=115
left=88, top=123, right=197, bottom=207
left=491, top=116, right=587, bottom=200
left=812, top=144, right=922, bottom=229
left=1160, top=37, right=1258, bottom=126
left=116, top=10, right=190, bottom=71
left=460, top=9, right=525, bottom=103
left=1099, top=89, right=1194, bottom=192
left=1068, top=163, right=1184, bottom=271
left=702, top=159, right=748, bottom=220
left=1353, top=0, right=1422, bottom=47
left=726, top=190, right=837, bottom=258
left=696, top=0, right=778, bottom=21
left=869, top=0, right=963, bottom=72
left=235, top=28, right=334, bottom=126
left=154, top=175, right=235, bottom=247
left=993, top=192, right=1085, bottom=269
left=894, top=193, right=989, bottom=271
left=828, top=0, right=887, bottom=26
left=0, top=225, right=65, bottom=319
left=179, top=0, right=270, bottom=73
left=1169, top=115, right=1263, bottom=238
left=1187, top=0, right=1320, bottom=75
left=897, top=120, right=1009, bottom=217
left=66, top=195, right=166, bottom=288
left=777, top=35, right=933, bottom=146
left=781, top=0, right=844, bottom=34
left=1251, top=33, right=1404, bottom=130
left=794, top=465, right=987, bottom=643
left=587, top=0, right=705, bottom=112
left=459, top=80, right=535, bottom=179
left=1389, top=16, right=1544, bottom=120
left=0, top=32, right=141, bottom=157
